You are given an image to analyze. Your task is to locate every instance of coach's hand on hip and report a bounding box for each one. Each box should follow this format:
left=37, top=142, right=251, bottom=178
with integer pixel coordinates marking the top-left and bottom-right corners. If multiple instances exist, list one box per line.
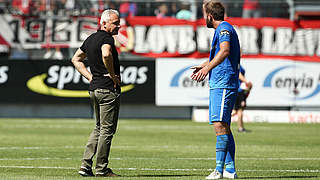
left=105, top=73, right=121, bottom=88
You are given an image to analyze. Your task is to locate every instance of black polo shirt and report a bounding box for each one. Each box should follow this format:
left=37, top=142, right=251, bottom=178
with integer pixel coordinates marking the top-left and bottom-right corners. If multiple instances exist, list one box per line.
left=80, top=30, right=120, bottom=91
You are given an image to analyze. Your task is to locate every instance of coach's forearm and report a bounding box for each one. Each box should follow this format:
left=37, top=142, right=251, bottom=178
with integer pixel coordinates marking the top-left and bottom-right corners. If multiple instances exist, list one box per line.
left=101, top=44, right=116, bottom=77
left=73, top=61, right=92, bottom=82
left=102, top=54, right=116, bottom=77
left=71, top=49, right=92, bottom=82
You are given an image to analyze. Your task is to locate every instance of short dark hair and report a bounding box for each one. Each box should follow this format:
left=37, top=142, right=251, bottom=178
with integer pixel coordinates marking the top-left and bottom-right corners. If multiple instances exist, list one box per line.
left=204, top=1, right=225, bottom=21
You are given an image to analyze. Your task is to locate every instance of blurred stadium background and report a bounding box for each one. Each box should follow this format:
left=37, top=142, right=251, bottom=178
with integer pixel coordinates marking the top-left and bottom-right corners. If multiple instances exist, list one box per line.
left=0, top=0, right=320, bottom=122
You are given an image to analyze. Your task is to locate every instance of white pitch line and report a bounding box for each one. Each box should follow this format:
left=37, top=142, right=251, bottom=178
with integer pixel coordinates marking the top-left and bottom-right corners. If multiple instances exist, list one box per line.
left=0, top=146, right=84, bottom=150
left=0, top=166, right=319, bottom=173
left=0, top=165, right=76, bottom=170
left=1, top=157, right=320, bottom=161
left=0, top=157, right=75, bottom=161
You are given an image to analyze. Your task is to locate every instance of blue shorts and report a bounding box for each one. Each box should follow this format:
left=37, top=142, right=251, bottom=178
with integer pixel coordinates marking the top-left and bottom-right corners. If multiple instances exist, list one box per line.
left=209, top=88, right=237, bottom=125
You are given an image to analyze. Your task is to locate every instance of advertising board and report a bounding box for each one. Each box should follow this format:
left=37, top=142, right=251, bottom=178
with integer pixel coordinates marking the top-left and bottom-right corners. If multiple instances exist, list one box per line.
left=0, top=60, right=155, bottom=104
left=243, top=59, right=320, bottom=106
left=156, top=58, right=320, bottom=107
left=156, top=58, right=209, bottom=106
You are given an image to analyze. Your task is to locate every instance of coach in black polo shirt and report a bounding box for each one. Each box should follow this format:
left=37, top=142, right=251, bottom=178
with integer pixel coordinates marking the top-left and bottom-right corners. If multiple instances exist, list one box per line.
left=72, top=9, right=121, bottom=177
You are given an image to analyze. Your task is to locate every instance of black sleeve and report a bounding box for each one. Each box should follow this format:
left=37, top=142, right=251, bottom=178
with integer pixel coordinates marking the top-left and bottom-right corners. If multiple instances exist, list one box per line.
left=101, top=36, right=114, bottom=46
left=80, top=39, right=87, bottom=53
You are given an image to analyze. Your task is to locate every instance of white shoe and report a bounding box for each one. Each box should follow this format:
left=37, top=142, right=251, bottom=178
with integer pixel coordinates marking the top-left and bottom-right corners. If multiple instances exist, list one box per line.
left=44, top=50, right=52, bottom=59
left=223, top=170, right=238, bottom=179
left=53, top=51, right=63, bottom=60
left=206, top=169, right=223, bottom=179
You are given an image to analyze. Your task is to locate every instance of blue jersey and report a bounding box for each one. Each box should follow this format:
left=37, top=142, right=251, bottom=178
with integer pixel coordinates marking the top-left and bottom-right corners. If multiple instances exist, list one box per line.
left=208, top=21, right=240, bottom=89
left=238, top=65, right=245, bottom=92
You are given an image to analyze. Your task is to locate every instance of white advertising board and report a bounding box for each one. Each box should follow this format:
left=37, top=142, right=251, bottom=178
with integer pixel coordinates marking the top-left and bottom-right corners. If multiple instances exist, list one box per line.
left=242, top=59, right=320, bottom=106
left=192, top=109, right=320, bottom=123
left=156, top=58, right=209, bottom=106
left=156, top=58, right=320, bottom=107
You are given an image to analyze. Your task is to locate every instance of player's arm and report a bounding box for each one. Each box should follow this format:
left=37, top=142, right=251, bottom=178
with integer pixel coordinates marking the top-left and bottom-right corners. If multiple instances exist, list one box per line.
left=206, top=41, right=230, bottom=70
left=191, top=41, right=230, bottom=82
left=71, top=48, right=92, bottom=82
left=101, top=44, right=120, bottom=88
left=239, top=72, right=246, bottom=82
left=190, top=61, right=209, bottom=76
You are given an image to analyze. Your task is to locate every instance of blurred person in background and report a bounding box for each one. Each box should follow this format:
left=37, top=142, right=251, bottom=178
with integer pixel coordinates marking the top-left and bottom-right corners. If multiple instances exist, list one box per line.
left=0, top=0, right=9, bottom=14
left=191, top=1, right=240, bottom=179
left=12, top=0, right=32, bottom=15
left=169, top=2, right=178, bottom=17
left=72, top=9, right=121, bottom=177
left=88, top=0, right=99, bottom=15
left=32, top=0, right=44, bottom=16
left=155, top=3, right=168, bottom=18
left=119, top=0, right=137, bottom=18
left=232, top=65, right=252, bottom=133
left=97, top=0, right=117, bottom=14
left=176, top=2, right=192, bottom=20
left=242, top=0, right=261, bottom=18
left=53, top=0, right=66, bottom=16
left=65, top=0, right=75, bottom=15
left=43, top=46, right=64, bottom=60
left=37, top=0, right=55, bottom=16
left=75, top=0, right=93, bottom=15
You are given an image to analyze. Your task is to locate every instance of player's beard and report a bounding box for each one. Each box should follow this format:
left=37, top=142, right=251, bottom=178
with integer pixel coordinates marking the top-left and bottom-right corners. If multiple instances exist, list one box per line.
left=206, top=18, right=213, bottom=28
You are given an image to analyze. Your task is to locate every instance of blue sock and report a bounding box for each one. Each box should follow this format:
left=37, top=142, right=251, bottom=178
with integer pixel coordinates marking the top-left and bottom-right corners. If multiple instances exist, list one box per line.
left=215, top=134, right=228, bottom=173
left=225, top=133, right=236, bottom=173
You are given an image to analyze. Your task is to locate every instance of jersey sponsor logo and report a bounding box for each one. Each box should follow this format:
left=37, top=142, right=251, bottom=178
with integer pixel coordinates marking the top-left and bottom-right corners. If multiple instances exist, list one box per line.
left=263, top=65, right=320, bottom=100
left=0, top=66, right=9, bottom=84
left=220, top=30, right=230, bottom=36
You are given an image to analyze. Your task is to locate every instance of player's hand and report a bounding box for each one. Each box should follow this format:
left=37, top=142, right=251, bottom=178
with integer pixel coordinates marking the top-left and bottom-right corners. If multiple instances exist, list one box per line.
left=112, top=75, right=121, bottom=89
left=244, top=81, right=252, bottom=98
left=190, top=65, right=203, bottom=75
left=245, top=81, right=252, bottom=90
left=106, top=73, right=121, bottom=89
left=191, top=66, right=209, bottom=82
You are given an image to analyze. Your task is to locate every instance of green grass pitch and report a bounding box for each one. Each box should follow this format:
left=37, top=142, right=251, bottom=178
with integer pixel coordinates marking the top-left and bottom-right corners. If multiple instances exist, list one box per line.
left=0, top=118, right=320, bottom=179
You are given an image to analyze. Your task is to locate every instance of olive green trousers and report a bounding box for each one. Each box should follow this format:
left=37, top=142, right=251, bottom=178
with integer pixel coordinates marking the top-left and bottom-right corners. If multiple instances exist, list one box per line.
left=81, top=88, right=120, bottom=174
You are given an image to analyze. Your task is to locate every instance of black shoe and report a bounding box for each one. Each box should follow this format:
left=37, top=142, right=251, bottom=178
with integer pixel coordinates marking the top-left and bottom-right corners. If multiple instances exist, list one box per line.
left=238, top=128, right=251, bottom=133
left=78, top=167, right=94, bottom=177
left=238, top=128, right=247, bottom=133
left=96, top=168, right=120, bottom=177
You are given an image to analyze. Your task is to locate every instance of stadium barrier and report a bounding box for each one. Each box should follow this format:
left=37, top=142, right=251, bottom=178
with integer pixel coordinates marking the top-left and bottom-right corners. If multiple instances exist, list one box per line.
left=192, top=108, right=320, bottom=123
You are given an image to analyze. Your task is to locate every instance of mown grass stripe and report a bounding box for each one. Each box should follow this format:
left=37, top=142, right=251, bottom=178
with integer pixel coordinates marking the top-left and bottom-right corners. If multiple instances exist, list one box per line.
left=0, top=166, right=319, bottom=173
left=1, top=157, right=320, bottom=160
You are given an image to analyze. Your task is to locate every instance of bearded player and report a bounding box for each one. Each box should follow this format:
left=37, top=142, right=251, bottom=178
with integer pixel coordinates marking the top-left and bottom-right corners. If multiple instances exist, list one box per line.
left=191, top=1, right=240, bottom=179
